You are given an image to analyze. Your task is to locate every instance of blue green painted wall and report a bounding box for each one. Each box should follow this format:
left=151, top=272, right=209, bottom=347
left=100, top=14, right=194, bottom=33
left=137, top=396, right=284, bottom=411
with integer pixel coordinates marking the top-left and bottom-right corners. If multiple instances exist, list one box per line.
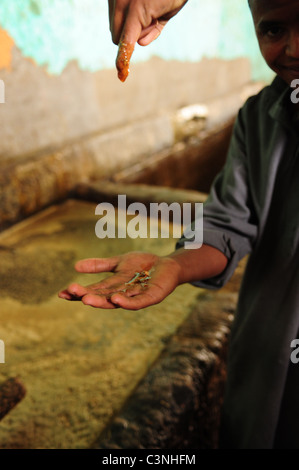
left=0, top=0, right=272, bottom=81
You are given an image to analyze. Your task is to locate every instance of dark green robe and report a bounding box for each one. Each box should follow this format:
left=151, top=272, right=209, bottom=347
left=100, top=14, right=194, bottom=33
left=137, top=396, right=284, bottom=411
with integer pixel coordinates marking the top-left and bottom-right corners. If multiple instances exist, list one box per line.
left=178, top=76, right=299, bottom=449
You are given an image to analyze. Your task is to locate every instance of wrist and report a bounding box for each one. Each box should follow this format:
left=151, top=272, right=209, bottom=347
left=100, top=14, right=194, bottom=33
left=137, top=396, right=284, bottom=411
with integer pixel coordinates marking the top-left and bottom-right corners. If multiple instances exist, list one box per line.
left=167, top=245, right=228, bottom=285
left=163, top=249, right=192, bottom=286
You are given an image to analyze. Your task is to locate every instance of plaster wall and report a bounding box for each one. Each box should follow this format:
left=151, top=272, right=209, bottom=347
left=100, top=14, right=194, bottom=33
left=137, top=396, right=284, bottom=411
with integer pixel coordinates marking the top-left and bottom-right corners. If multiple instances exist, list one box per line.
left=0, top=1, right=272, bottom=177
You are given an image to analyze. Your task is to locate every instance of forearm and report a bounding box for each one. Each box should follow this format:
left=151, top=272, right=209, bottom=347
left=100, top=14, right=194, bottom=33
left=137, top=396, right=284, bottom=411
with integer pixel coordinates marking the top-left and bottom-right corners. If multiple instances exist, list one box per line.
left=167, top=244, right=228, bottom=286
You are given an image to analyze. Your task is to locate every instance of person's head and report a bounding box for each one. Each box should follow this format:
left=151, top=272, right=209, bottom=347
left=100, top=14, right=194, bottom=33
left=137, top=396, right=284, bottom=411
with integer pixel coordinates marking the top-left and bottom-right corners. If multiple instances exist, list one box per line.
left=249, top=0, right=299, bottom=85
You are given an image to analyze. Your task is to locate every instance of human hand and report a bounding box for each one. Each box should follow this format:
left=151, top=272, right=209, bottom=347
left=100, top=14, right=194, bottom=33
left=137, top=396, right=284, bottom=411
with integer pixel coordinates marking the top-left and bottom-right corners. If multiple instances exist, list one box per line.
left=58, top=251, right=181, bottom=310
left=108, top=0, right=188, bottom=81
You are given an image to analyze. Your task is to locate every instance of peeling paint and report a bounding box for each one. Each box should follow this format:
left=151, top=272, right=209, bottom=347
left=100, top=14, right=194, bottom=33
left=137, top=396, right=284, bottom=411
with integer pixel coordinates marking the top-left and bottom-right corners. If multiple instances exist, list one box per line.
left=0, top=28, right=14, bottom=71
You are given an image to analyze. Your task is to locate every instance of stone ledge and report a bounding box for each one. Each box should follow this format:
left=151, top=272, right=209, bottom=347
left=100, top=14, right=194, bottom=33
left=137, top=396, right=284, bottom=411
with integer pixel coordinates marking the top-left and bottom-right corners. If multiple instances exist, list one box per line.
left=111, top=118, right=235, bottom=193
left=0, top=82, right=264, bottom=232
left=96, top=290, right=238, bottom=450
left=0, top=118, right=229, bottom=231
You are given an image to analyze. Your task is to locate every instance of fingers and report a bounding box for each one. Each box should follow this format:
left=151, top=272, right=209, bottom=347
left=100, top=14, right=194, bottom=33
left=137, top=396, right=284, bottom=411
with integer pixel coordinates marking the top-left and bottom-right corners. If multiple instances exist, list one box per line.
left=115, top=4, right=145, bottom=82
left=108, top=0, right=115, bottom=36
left=58, top=281, right=122, bottom=308
left=61, top=274, right=128, bottom=298
left=110, top=0, right=189, bottom=81
left=110, top=0, right=129, bottom=45
left=58, top=269, right=146, bottom=307
left=115, top=13, right=165, bottom=81
left=81, top=293, right=121, bottom=309
left=60, top=275, right=166, bottom=310
left=109, top=284, right=165, bottom=310
left=58, top=289, right=80, bottom=301
left=79, top=290, right=162, bottom=310
left=70, top=279, right=153, bottom=310
left=62, top=282, right=91, bottom=299
left=116, top=39, right=136, bottom=82
left=58, top=256, right=123, bottom=301
left=58, top=286, right=162, bottom=310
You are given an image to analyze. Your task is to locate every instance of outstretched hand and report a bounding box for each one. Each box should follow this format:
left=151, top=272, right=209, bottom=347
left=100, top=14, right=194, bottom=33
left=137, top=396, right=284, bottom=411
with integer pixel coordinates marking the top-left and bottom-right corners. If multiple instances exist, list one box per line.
left=58, top=251, right=181, bottom=310
left=108, top=0, right=188, bottom=81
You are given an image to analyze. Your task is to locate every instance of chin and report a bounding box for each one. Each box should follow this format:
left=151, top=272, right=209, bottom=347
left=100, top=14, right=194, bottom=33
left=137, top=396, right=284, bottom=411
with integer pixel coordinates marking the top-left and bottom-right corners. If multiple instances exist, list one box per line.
left=272, top=67, right=299, bottom=86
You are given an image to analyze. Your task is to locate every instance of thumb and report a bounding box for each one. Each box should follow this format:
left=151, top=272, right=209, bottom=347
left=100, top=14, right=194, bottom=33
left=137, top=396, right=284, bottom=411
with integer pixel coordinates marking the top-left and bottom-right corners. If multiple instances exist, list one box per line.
left=75, top=257, right=120, bottom=273
left=137, top=19, right=166, bottom=46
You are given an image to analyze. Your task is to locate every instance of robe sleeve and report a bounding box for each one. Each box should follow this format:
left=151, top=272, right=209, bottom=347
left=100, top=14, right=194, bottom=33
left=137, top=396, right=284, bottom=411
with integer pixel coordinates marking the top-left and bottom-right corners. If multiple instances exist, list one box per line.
left=176, top=108, right=258, bottom=289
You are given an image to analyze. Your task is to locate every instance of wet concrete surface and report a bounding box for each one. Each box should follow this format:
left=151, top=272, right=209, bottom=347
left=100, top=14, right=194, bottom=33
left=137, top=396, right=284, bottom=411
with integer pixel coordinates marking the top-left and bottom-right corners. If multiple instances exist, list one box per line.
left=0, top=198, right=211, bottom=449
